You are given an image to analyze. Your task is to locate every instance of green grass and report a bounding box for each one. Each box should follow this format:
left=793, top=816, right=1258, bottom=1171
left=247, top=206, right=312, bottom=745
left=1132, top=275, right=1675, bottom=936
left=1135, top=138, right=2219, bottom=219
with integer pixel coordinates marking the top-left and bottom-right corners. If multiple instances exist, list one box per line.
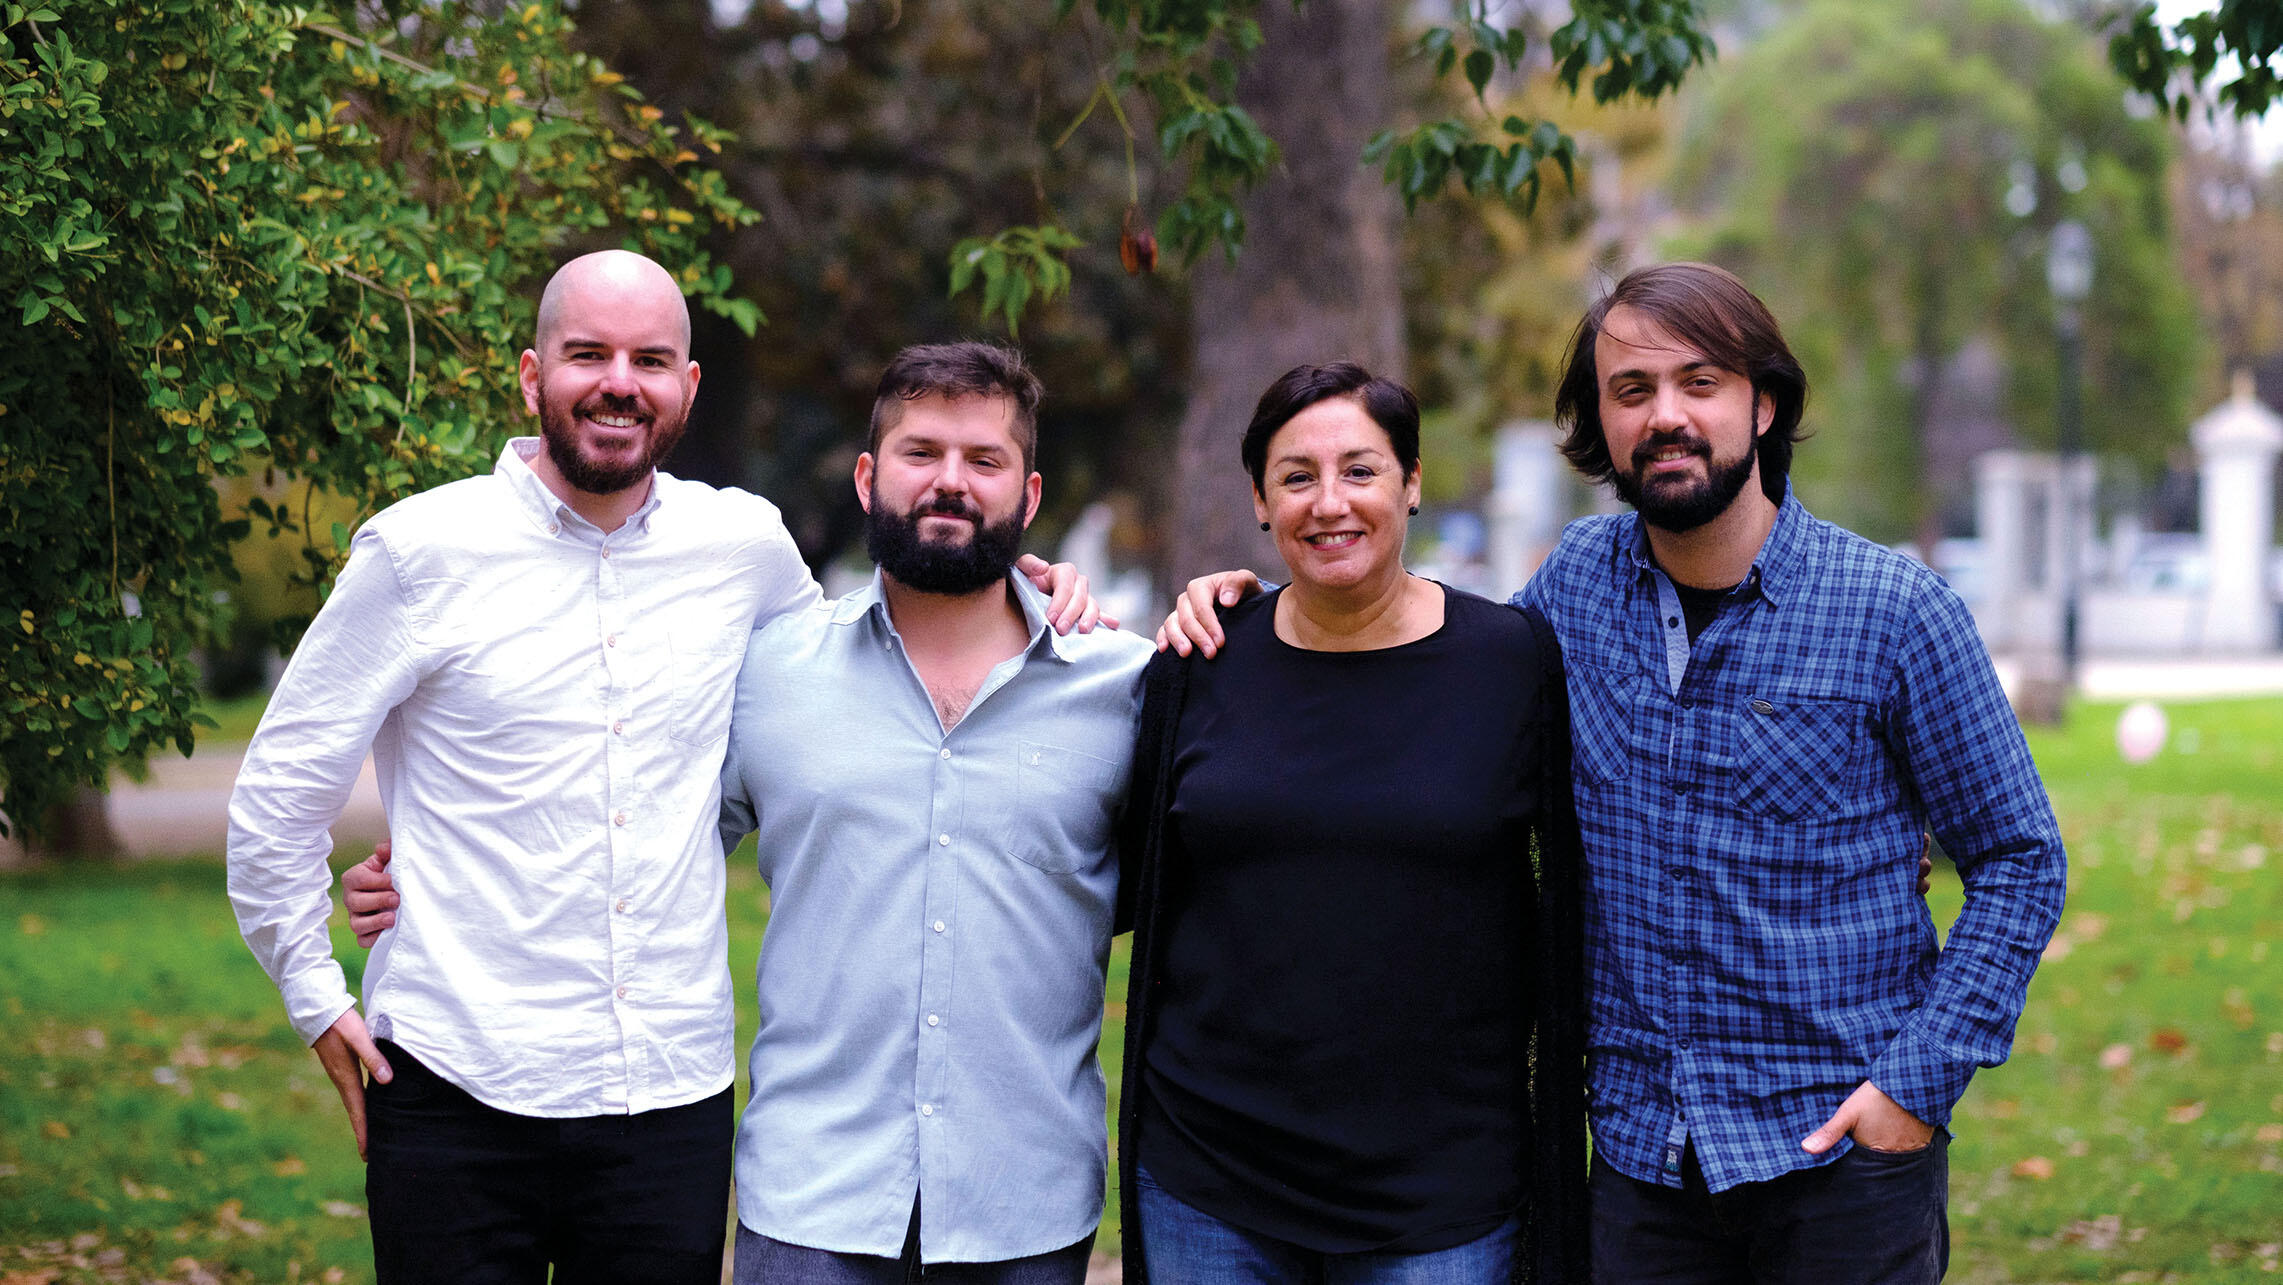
left=3, top=698, right=2276, bottom=1280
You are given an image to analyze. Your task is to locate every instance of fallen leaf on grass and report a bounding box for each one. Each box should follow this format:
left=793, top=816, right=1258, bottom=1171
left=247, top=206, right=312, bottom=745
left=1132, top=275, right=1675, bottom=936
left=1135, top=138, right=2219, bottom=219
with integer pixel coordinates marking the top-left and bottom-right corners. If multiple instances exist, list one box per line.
left=320, top=1200, right=363, bottom=1218
left=16, top=914, right=46, bottom=936
left=212, top=1200, right=267, bottom=1239
left=2167, top=1100, right=2207, bottom=1124
left=2255, top=1124, right=2283, bottom=1144
left=39, top=1121, right=68, bottom=1140
left=271, top=1157, right=306, bottom=1177
left=2058, top=1214, right=2123, bottom=1251
left=2013, top=1155, right=2056, bottom=1180
left=0, top=1270, right=61, bottom=1285
left=2150, top=1028, right=2189, bottom=1055
left=170, top=1257, right=222, bottom=1285
left=2098, top=1043, right=2132, bottom=1070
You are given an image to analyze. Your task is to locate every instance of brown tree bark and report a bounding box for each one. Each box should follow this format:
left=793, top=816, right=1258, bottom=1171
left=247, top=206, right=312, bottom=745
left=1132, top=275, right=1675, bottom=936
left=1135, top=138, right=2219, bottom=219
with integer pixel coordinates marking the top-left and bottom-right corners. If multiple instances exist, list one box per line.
left=29, top=785, right=123, bottom=861
left=1165, top=0, right=1405, bottom=587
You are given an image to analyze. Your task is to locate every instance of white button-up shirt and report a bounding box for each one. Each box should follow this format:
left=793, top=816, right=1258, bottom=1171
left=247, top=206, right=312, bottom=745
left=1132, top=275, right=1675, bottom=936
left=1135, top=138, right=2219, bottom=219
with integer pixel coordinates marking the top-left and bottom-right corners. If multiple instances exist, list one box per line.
left=226, top=439, right=820, bottom=1117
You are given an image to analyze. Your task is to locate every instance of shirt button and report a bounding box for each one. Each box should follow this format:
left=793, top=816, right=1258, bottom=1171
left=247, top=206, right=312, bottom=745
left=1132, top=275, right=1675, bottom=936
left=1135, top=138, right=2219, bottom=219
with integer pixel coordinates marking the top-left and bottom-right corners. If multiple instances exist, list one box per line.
left=612, top=720, right=626, bottom=735
left=605, top=634, right=618, bottom=647
left=601, top=548, right=611, bottom=559
left=615, top=985, right=629, bottom=1000
left=940, top=748, right=952, bottom=760
left=933, top=920, right=946, bottom=934
left=920, top=1104, right=935, bottom=1117
left=547, top=523, right=561, bottom=535
left=616, top=899, right=630, bottom=914
left=926, top=1014, right=940, bottom=1027
left=1667, top=616, right=1680, bottom=627
left=938, top=833, right=950, bottom=846
left=614, top=811, right=629, bottom=826
left=1678, top=1038, right=1692, bottom=1050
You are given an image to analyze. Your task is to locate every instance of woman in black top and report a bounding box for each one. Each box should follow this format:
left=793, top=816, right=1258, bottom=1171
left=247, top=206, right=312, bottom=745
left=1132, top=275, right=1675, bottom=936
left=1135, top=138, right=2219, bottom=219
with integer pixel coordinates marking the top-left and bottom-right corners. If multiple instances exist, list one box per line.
left=1116, top=363, right=1587, bottom=1284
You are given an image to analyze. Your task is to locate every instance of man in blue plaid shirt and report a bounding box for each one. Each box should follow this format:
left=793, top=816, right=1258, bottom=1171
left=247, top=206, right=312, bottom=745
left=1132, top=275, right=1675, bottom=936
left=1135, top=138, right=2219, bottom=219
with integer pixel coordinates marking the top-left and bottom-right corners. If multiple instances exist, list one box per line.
left=1164, top=263, right=2065, bottom=1283
left=1508, top=262, right=2066, bottom=1282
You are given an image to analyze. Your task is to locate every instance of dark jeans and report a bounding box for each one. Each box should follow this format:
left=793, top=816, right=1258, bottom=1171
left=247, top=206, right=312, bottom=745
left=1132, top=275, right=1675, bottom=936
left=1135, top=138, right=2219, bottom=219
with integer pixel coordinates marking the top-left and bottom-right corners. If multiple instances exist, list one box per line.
left=1590, top=1134, right=1950, bottom=1285
left=732, top=1196, right=1094, bottom=1285
left=365, top=1039, right=733, bottom=1285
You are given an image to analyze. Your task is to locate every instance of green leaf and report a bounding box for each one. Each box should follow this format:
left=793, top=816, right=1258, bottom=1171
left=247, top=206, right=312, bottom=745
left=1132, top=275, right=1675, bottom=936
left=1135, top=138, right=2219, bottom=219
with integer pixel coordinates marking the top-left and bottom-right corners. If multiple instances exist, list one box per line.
left=1464, top=48, right=1495, bottom=99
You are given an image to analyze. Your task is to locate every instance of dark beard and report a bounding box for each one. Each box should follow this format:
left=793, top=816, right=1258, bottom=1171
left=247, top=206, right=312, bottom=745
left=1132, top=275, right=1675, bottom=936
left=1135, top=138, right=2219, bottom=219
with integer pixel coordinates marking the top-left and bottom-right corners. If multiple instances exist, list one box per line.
left=866, top=490, right=1027, bottom=595
left=537, top=388, right=683, bottom=495
left=1612, top=435, right=1759, bottom=533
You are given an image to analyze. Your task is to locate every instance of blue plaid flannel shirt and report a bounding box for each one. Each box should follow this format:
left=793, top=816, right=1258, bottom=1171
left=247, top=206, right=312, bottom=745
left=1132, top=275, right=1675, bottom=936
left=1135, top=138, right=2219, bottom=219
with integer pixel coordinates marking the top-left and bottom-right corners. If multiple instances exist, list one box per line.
left=1515, top=491, right=2066, bottom=1193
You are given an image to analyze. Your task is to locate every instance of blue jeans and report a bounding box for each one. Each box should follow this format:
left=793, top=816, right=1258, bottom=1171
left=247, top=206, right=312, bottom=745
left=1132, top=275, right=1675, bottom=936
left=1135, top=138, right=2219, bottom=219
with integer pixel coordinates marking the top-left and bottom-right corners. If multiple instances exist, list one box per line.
left=1589, top=1135, right=1950, bottom=1284
left=1133, top=1167, right=1519, bottom=1284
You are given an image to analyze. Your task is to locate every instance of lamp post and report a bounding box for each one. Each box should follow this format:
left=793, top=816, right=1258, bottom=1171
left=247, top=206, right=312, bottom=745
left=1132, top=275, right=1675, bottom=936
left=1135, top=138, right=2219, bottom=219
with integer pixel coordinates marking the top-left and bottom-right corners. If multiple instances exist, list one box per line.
left=2047, top=218, right=2092, bottom=688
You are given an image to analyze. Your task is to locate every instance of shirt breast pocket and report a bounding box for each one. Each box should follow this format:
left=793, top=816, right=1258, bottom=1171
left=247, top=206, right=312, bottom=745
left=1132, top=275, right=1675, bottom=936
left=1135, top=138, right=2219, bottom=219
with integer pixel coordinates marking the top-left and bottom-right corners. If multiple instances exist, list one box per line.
left=665, top=628, right=747, bottom=747
left=1730, top=694, right=1866, bottom=821
left=996, top=741, right=1125, bottom=874
left=1568, top=663, right=1639, bottom=787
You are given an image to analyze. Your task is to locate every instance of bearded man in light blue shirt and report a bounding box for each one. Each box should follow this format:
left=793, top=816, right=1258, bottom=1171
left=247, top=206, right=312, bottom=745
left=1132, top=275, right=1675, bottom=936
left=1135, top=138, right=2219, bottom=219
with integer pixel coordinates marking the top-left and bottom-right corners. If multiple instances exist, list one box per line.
left=718, top=343, right=1151, bottom=1283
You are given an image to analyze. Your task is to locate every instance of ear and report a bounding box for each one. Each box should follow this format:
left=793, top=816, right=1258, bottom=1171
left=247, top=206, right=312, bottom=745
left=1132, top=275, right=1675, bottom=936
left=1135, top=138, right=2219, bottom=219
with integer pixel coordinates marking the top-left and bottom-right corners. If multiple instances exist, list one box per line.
left=853, top=452, right=875, bottom=513
left=1020, top=471, right=1043, bottom=529
left=1251, top=486, right=1271, bottom=532
left=1404, top=463, right=1423, bottom=516
left=685, top=359, right=702, bottom=404
left=518, top=350, right=542, bottom=417
left=1754, top=389, right=1774, bottom=439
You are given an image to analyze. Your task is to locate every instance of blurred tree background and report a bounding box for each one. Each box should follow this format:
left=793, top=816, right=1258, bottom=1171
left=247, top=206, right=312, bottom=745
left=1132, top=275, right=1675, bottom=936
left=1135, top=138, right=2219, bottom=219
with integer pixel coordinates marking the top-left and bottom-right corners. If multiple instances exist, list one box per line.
left=11, top=0, right=2283, bottom=848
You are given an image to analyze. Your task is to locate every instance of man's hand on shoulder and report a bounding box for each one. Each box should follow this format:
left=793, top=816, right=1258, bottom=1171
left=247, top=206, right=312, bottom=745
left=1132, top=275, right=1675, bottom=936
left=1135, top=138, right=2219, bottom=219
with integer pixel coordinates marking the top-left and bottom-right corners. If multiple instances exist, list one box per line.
left=344, top=842, right=398, bottom=948
left=1156, top=570, right=1262, bottom=657
left=313, top=1007, right=391, bottom=1161
left=1017, top=554, right=1115, bottom=634
left=1802, top=1080, right=1934, bottom=1155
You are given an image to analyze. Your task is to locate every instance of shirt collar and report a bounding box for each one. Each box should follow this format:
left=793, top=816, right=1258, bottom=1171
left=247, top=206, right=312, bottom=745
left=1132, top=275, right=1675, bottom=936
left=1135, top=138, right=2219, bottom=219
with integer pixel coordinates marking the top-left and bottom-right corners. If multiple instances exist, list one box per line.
left=495, top=437, right=664, bottom=537
left=1620, top=482, right=1808, bottom=608
left=833, top=568, right=1070, bottom=661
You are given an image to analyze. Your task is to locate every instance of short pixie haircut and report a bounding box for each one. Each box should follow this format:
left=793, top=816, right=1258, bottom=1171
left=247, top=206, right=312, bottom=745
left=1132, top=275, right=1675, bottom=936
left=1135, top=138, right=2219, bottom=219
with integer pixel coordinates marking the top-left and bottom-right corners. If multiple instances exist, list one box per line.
left=868, top=342, right=1044, bottom=472
left=1240, top=362, right=1421, bottom=493
left=1552, top=262, right=1808, bottom=506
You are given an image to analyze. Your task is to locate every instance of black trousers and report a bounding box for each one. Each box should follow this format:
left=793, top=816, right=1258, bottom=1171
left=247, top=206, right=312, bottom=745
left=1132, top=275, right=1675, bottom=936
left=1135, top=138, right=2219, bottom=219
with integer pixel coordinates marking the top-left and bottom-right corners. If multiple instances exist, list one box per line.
left=365, top=1039, right=733, bottom=1285
left=1590, top=1135, right=1950, bottom=1285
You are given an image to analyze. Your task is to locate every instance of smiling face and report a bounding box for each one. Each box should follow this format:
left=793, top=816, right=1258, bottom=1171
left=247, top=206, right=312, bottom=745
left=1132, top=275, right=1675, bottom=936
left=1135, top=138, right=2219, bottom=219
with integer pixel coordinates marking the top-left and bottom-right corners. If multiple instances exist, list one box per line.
left=1595, top=304, right=1771, bottom=533
left=518, top=253, right=699, bottom=498
left=1253, top=396, right=1420, bottom=595
left=855, top=392, right=1042, bottom=595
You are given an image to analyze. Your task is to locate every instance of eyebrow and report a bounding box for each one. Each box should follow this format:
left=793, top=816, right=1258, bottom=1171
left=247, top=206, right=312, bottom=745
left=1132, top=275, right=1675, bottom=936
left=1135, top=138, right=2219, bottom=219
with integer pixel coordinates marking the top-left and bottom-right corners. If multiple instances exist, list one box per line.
left=1605, top=359, right=1719, bottom=386
left=1272, top=447, right=1389, bottom=468
left=556, top=336, right=682, bottom=360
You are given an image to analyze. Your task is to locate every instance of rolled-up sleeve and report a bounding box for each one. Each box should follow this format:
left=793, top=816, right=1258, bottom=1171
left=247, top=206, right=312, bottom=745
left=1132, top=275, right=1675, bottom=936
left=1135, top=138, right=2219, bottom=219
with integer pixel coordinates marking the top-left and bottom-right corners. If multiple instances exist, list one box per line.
left=225, top=527, right=426, bottom=1045
left=1869, top=580, right=2067, bottom=1125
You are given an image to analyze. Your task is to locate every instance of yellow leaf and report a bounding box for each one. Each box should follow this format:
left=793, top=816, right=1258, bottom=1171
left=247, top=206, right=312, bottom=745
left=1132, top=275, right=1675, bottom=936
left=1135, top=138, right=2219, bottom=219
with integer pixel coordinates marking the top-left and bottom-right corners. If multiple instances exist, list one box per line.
left=425, top=262, right=441, bottom=286
left=663, top=208, right=694, bottom=226
left=271, top=1156, right=306, bottom=1177
left=635, top=105, right=663, bottom=123
left=591, top=70, right=624, bottom=87
left=72, top=652, right=92, bottom=666
left=19, top=610, right=32, bottom=634
left=42, top=1120, right=70, bottom=1140
left=17, top=914, right=45, bottom=936
left=2011, top=1155, right=2054, bottom=1180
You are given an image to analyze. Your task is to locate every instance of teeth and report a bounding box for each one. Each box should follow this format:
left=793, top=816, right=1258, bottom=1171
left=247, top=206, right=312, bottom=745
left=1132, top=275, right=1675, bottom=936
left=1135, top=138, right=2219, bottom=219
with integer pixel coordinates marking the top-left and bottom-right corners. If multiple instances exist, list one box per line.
left=589, top=414, right=640, bottom=428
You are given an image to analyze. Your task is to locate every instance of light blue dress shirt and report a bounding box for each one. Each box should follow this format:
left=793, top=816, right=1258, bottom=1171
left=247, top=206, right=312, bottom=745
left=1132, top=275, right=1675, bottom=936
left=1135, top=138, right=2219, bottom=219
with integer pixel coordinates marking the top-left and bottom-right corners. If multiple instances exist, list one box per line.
left=718, top=569, right=1151, bottom=1263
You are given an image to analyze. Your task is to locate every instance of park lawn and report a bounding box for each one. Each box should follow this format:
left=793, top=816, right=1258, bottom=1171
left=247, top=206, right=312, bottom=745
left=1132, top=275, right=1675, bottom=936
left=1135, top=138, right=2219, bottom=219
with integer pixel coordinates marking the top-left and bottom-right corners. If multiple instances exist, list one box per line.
left=2, top=698, right=2277, bottom=1281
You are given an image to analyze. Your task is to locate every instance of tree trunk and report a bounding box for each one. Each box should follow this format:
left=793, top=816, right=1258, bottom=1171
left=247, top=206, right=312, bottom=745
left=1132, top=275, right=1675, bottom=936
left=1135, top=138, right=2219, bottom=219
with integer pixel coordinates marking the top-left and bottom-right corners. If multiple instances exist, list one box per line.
left=28, top=785, right=123, bottom=861
left=1165, top=0, right=1405, bottom=587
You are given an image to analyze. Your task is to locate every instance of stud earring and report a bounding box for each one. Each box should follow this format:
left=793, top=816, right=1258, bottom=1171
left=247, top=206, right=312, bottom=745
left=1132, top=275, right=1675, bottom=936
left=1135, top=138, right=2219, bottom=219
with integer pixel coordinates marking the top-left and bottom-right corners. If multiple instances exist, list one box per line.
left=1408, top=505, right=1419, bottom=516
left=1259, top=521, right=1270, bottom=532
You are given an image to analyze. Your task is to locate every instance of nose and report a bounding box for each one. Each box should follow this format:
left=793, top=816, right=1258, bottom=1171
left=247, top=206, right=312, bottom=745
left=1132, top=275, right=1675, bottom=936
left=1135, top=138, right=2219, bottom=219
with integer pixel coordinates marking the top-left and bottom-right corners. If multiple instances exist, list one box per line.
left=598, top=353, right=639, bottom=398
left=1645, top=382, right=1687, bottom=432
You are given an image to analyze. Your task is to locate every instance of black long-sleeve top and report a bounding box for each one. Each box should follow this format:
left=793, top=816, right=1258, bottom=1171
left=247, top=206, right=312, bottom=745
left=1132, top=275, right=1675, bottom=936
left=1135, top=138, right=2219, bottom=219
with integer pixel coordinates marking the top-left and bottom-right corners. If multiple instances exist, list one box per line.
left=1115, top=586, right=1590, bottom=1282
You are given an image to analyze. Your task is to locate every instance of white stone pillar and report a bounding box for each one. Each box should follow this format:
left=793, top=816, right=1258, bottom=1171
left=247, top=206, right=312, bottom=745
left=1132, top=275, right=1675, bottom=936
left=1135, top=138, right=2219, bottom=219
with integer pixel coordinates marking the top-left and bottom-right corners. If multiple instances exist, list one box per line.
left=1488, top=421, right=1562, bottom=597
left=2193, top=373, right=2283, bottom=652
left=1974, top=449, right=2036, bottom=651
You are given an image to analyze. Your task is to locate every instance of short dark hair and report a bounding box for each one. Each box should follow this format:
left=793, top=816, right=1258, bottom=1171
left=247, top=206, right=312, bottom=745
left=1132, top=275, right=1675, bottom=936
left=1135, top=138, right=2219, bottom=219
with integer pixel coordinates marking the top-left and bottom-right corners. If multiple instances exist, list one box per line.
left=1552, top=262, right=1808, bottom=505
left=869, top=342, right=1044, bottom=472
left=1240, top=362, right=1421, bottom=493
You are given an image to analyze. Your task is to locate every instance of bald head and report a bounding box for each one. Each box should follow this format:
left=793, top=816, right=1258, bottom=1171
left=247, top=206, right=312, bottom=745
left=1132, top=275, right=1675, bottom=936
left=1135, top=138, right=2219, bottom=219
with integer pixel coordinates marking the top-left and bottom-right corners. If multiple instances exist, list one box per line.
left=535, top=250, right=690, bottom=357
